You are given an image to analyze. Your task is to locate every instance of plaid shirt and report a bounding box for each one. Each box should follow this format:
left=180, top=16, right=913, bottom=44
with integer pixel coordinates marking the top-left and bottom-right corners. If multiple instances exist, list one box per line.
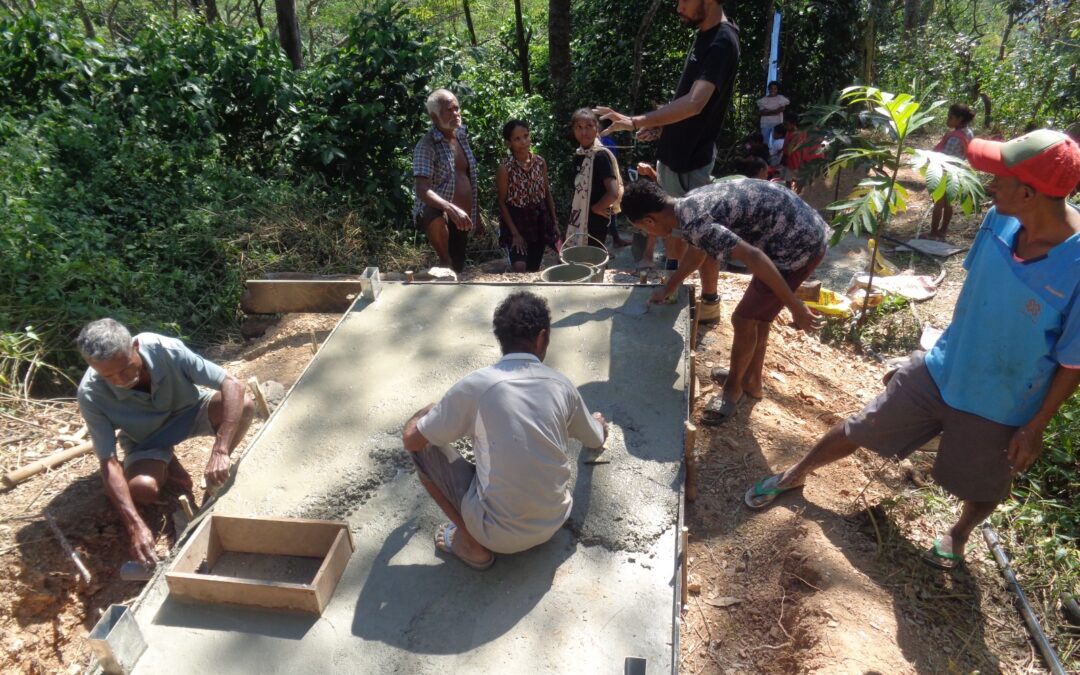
left=412, top=125, right=479, bottom=226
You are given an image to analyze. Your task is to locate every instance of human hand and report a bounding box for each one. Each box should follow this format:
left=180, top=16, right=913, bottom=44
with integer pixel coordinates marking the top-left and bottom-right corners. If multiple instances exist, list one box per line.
left=204, top=451, right=230, bottom=487
left=636, top=162, right=658, bottom=181
left=590, top=204, right=610, bottom=218
left=593, top=107, right=633, bottom=135
left=447, top=205, right=473, bottom=231
left=791, top=303, right=824, bottom=332
left=511, top=232, right=527, bottom=254
left=592, top=411, right=609, bottom=443
left=649, top=287, right=672, bottom=305
left=129, top=521, right=158, bottom=566
left=636, top=127, right=661, bottom=142
left=1007, top=425, right=1044, bottom=475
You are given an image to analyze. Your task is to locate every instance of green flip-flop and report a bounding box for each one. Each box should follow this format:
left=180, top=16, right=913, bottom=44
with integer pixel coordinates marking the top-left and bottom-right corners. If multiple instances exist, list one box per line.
left=744, top=473, right=803, bottom=509
left=922, top=539, right=964, bottom=570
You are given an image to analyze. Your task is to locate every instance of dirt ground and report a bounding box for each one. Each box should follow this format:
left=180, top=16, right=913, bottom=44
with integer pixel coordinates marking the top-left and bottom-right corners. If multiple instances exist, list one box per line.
left=0, top=164, right=1049, bottom=674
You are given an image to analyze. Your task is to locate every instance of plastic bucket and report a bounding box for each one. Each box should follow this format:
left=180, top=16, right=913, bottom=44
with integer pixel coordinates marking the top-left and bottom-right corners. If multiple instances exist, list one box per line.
left=559, top=233, right=609, bottom=283
left=539, top=263, right=595, bottom=283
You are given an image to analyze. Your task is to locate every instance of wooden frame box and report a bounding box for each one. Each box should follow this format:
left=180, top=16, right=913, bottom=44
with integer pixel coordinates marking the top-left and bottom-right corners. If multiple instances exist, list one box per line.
left=166, top=515, right=354, bottom=615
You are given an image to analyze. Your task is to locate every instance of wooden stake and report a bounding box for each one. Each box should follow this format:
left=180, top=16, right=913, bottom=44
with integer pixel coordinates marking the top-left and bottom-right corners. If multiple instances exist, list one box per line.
left=45, top=511, right=92, bottom=585
left=405, top=270, right=415, bottom=283
left=246, top=377, right=271, bottom=419
left=680, top=526, right=690, bottom=608
left=178, top=495, right=195, bottom=520
left=684, top=421, right=698, bottom=503
left=689, top=284, right=701, bottom=349
left=309, top=329, right=318, bottom=355
left=688, top=350, right=698, bottom=411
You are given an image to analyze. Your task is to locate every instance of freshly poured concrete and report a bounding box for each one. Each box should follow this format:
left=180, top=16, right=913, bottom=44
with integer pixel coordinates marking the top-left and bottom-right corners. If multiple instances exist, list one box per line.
left=131, top=283, right=689, bottom=674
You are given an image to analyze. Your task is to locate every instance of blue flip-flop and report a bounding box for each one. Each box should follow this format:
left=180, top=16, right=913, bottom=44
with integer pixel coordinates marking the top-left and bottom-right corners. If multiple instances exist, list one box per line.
left=744, top=473, right=803, bottom=509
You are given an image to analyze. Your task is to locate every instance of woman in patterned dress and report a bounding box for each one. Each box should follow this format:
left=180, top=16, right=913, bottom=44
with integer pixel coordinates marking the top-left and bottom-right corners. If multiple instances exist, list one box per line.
left=495, top=120, right=560, bottom=272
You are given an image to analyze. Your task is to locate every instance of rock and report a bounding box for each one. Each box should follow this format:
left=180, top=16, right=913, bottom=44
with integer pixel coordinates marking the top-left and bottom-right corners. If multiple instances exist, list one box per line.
left=241, top=316, right=278, bottom=340
left=479, top=258, right=509, bottom=273
left=261, top=380, right=286, bottom=409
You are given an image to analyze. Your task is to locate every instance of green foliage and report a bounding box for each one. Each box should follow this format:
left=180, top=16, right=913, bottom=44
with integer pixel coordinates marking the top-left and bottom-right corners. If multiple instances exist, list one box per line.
left=875, top=1, right=1080, bottom=132
left=994, top=392, right=1080, bottom=670
left=295, top=2, right=444, bottom=221
left=809, top=85, right=984, bottom=246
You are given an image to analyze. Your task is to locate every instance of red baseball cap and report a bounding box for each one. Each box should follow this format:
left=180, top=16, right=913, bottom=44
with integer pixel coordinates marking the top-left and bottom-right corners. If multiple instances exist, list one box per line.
left=966, top=129, right=1080, bottom=198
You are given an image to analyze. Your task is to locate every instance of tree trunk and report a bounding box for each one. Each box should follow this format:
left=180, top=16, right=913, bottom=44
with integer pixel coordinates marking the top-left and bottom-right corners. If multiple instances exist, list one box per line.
left=205, top=0, right=220, bottom=22
left=252, top=0, right=264, bottom=28
left=513, top=0, right=531, bottom=93
left=462, top=0, right=477, bottom=46
left=631, top=0, right=664, bottom=111
left=73, top=0, right=96, bottom=38
left=275, top=0, right=303, bottom=69
left=862, top=13, right=876, bottom=84
left=548, top=0, right=571, bottom=107
left=903, top=0, right=920, bottom=32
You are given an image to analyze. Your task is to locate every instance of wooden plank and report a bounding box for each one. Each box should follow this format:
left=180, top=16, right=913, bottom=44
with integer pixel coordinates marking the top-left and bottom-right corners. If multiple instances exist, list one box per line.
left=683, top=421, right=698, bottom=503
left=166, top=572, right=320, bottom=614
left=241, top=280, right=365, bottom=314
left=171, top=516, right=217, bottom=574
left=313, top=529, right=355, bottom=613
left=3, top=442, right=94, bottom=487
left=212, top=515, right=347, bottom=558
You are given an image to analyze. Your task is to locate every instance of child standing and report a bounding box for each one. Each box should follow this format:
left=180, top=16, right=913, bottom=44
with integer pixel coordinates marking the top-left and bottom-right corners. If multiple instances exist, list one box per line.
left=569, top=109, right=622, bottom=249
left=496, top=120, right=559, bottom=272
left=929, top=103, right=976, bottom=240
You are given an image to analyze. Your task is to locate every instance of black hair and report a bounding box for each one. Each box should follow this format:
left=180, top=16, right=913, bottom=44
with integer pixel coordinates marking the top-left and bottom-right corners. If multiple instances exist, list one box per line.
left=732, top=156, right=768, bottom=178
left=620, top=180, right=671, bottom=222
left=570, top=107, right=598, bottom=127
left=768, top=80, right=780, bottom=89
left=492, top=291, right=551, bottom=354
left=772, top=124, right=787, bottom=138
left=948, top=103, right=975, bottom=127
left=502, top=119, right=529, bottom=141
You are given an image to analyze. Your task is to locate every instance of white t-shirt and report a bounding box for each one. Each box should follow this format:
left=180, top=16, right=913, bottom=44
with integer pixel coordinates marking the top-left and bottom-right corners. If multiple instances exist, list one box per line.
left=417, top=353, right=605, bottom=553
left=757, top=94, right=790, bottom=128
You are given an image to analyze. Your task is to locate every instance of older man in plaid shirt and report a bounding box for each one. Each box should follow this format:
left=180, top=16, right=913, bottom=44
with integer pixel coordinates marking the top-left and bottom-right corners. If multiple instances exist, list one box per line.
left=412, top=89, right=482, bottom=274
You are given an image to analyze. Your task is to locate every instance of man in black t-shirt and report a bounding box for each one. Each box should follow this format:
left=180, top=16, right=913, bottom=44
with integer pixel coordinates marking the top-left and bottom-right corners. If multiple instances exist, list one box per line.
left=595, top=0, right=740, bottom=323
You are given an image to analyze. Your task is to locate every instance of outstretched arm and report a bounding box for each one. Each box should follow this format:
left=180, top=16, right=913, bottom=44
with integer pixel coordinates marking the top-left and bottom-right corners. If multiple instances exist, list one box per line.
left=101, top=456, right=157, bottom=565
left=204, top=375, right=249, bottom=486
left=595, top=80, right=717, bottom=135
left=731, top=242, right=822, bottom=331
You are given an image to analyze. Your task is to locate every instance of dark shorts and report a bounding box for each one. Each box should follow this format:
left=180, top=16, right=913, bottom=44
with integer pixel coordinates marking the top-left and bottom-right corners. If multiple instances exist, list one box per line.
left=733, top=252, right=824, bottom=322
left=414, top=205, right=468, bottom=272
left=409, top=443, right=476, bottom=512
left=119, top=391, right=216, bottom=471
left=843, top=353, right=1016, bottom=502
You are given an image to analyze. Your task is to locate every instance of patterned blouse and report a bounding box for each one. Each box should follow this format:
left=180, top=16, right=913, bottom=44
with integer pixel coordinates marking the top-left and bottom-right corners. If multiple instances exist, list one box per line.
left=674, top=179, right=828, bottom=271
left=502, top=154, right=548, bottom=208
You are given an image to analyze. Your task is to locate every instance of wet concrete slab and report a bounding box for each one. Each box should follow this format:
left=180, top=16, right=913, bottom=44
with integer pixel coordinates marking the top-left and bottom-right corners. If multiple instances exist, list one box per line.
left=130, top=283, right=690, bottom=674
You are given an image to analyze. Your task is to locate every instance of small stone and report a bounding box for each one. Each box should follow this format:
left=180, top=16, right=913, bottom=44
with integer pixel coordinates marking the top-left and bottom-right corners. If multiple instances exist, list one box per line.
left=688, top=581, right=702, bottom=594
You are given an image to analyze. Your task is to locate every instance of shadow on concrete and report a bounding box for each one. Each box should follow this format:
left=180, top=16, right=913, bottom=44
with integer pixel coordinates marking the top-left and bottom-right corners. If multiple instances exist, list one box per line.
left=152, top=598, right=319, bottom=640
left=351, top=521, right=573, bottom=654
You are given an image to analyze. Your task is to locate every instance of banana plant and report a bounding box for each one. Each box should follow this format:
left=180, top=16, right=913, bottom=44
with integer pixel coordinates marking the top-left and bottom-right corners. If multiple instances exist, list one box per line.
left=806, top=85, right=985, bottom=329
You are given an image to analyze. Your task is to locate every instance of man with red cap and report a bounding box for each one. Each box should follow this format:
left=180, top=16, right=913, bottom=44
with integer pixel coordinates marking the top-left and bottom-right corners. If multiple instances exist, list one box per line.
left=743, top=129, right=1080, bottom=569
